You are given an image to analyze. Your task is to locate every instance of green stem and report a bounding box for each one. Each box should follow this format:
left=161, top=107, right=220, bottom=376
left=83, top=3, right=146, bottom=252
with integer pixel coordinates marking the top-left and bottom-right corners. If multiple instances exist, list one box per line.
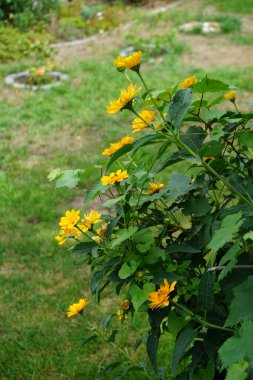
left=137, top=71, right=166, bottom=123
left=172, top=131, right=253, bottom=208
left=172, top=301, right=235, bottom=333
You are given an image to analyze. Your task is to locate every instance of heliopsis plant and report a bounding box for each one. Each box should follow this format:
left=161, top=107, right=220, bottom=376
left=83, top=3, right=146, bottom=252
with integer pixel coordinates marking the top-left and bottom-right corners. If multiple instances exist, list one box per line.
left=49, top=51, right=253, bottom=378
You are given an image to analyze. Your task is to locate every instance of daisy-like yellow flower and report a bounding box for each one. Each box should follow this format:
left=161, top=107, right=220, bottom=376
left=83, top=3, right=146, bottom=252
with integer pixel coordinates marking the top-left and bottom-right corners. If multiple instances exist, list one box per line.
left=146, top=183, right=165, bottom=196
left=102, top=135, right=134, bottom=157
left=132, top=109, right=158, bottom=133
left=101, top=169, right=129, bottom=186
left=59, top=209, right=80, bottom=229
left=107, top=84, right=139, bottom=114
left=224, top=91, right=236, bottom=102
left=55, top=226, right=82, bottom=245
left=84, top=210, right=101, bottom=225
left=114, top=51, right=142, bottom=71
left=67, top=298, right=89, bottom=318
left=148, top=279, right=176, bottom=309
left=180, top=76, right=197, bottom=89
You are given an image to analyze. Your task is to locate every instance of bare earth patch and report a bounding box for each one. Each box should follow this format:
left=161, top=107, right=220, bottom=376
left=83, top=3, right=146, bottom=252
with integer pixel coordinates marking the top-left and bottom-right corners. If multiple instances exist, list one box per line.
left=180, top=34, right=253, bottom=69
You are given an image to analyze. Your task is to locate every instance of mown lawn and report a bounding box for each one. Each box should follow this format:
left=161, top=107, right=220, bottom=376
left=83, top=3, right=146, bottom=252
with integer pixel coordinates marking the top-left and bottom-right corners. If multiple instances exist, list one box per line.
left=0, top=0, right=253, bottom=378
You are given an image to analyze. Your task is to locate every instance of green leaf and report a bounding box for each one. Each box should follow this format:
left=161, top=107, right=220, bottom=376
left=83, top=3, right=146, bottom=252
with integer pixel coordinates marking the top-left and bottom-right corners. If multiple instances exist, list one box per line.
left=118, top=260, right=139, bottom=279
left=167, top=88, right=193, bottom=130
left=210, top=125, right=225, bottom=141
left=73, top=242, right=97, bottom=255
left=218, top=240, right=241, bottom=281
left=141, top=247, right=166, bottom=265
left=167, top=313, right=188, bottom=336
left=219, top=321, right=253, bottom=369
left=243, top=231, right=253, bottom=240
left=199, top=140, right=224, bottom=158
left=192, top=77, right=229, bottom=94
left=55, top=169, right=84, bottom=189
left=208, top=212, right=243, bottom=253
left=106, top=144, right=133, bottom=169
left=129, top=283, right=155, bottom=311
left=132, top=133, right=162, bottom=151
left=184, top=197, right=212, bottom=217
left=181, top=126, right=207, bottom=153
left=133, top=228, right=155, bottom=253
left=110, top=226, right=138, bottom=248
left=198, top=271, right=214, bottom=312
left=172, top=328, right=197, bottom=376
left=226, top=276, right=253, bottom=326
left=166, top=172, right=192, bottom=201
left=103, top=194, right=125, bottom=208
left=166, top=244, right=200, bottom=254
left=47, top=167, right=63, bottom=182
left=237, top=130, right=253, bottom=147
left=226, top=361, right=249, bottom=380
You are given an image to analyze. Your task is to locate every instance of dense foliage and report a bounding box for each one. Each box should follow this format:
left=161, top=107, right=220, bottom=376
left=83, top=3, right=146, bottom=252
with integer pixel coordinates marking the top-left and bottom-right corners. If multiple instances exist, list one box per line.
left=0, top=0, right=60, bottom=30
left=50, top=52, right=253, bottom=379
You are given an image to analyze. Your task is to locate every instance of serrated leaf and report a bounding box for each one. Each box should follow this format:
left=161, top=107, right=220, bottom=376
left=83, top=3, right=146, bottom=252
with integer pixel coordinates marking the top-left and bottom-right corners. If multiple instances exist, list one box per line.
left=198, top=271, right=214, bottom=312
left=225, top=361, right=249, bottom=380
left=166, top=172, right=192, bottom=201
left=226, top=276, right=253, bottom=326
left=199, top=140, right=224, bottom=158
left=118, top=260, right=139, bottom=279
left=184, top=197, right=212, bottom=217
left=218, top=240, right=241, bottom=281
left=181, top=126, right=207, bottom=153
left=219, top=321, right=253, bottom=369
left=192, top=77, right=229, bottom=93
left=47, top=167, right=63, bottom=182
left=208, top=212, right=243, bottom=253
left=55, top=169, right=84, bottom=189
left=129, top=283, right=155, bottom=311
left=73, top=242, right=97, bottom=255
left=110, top=226, right=138, bottom=248
left=172, top=328, right=197, bottom=376
left=167, top=88, right=193, bottom=130
left=237, top=130, right=253, bottom=147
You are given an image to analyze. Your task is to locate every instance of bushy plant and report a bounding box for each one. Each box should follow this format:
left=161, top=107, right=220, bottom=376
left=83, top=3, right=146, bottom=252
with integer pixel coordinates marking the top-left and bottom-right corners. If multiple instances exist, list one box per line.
left=0, top=0, right=60, bottom=30
left=50, top=51, right=253, bottom=378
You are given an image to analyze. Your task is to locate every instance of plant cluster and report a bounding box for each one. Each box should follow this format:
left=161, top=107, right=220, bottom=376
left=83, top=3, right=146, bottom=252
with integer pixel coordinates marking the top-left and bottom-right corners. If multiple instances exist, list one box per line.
left=26, top=63, right=57, bottom=86
left=125, top=31, right=185, bottom=60
left=0, top=0, right=60, bottom=31
left=50, top=51, right=253, bottom=378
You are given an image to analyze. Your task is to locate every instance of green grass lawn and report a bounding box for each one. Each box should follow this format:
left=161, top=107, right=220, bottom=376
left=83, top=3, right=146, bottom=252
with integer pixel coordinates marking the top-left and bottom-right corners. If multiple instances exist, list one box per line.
left=1, top=0, right=253, bottom=378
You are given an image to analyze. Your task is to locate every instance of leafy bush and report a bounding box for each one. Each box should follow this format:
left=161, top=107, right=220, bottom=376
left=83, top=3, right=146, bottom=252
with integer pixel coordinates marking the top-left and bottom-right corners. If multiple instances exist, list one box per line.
left=125, top=30, right=186, bottom=59
left=0, top=25, right=54, bottom=62
left=50, top=52, right=253, bottom=378
left=0, top=0, right=60, bottom=30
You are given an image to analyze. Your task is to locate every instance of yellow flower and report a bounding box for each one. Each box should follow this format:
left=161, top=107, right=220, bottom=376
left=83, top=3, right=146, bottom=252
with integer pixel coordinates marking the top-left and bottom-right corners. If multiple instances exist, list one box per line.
left=107, top=84, right=139, bottom=114
left=146, top=183, right=165, bottom=196
left=102, top=135, right=134, bottom=157
left=84, top=210, right=102, bottom=225
left=92, top=223, right=108, bottom=244
left=224, top=91, right=236, bottom=101
left=101, top=169, right=129, bottom=186
left=121, top=299, right=130, bottom=310
left=59, top=209, right=80, bottom=229
left=117, top=309, right=128, bottom=321
left=114, top=51, right=142, bottom=71
left=148, top=279, right=176, bottom=309
left=132, top=109, right=158, bottom=133
left=180, top=76, right=197, bottom=89
left=67, top=298, right=89, bottom=317
left=55, top=226, right=82, bottom=245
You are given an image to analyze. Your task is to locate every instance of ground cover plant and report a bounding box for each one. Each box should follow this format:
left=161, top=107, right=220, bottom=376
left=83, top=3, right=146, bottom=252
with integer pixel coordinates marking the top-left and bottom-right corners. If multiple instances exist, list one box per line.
left=1, top=0, right=253, bottom=378
left=50, top=49, right=253, bottom=379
